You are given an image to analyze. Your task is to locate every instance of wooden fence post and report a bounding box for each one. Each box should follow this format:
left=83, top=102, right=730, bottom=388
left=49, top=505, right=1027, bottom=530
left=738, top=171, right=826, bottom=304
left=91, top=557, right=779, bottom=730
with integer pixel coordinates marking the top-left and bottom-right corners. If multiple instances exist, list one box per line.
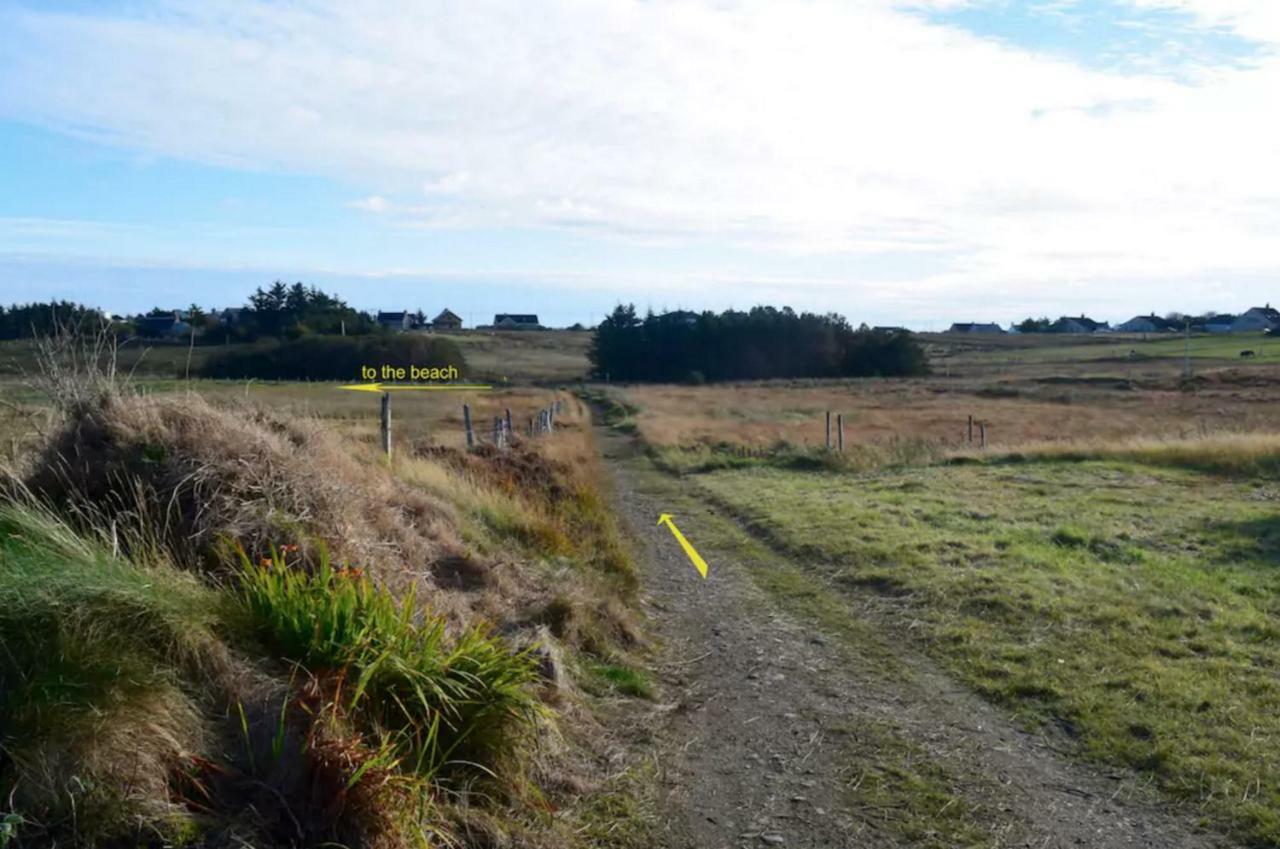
left=463, top=404, right=474, bottom=449
left=528, top=416, right=534, bottom=437
left=380, top=392, right=392, bottom=459
left=837, top=413, right=844, bottom=453
left=505, top=408, right=513, bottom=439
left=825, top=411, right=832, bottom=450
left=967, top=415, right=974, bottom=445
left=980, top=422, right=987, bottom=450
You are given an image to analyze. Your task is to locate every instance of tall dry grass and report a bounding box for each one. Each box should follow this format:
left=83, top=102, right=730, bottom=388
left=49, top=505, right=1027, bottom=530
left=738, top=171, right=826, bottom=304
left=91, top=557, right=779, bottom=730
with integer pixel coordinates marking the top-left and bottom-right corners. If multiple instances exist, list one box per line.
left=960, top=431, right=1280, bottom=477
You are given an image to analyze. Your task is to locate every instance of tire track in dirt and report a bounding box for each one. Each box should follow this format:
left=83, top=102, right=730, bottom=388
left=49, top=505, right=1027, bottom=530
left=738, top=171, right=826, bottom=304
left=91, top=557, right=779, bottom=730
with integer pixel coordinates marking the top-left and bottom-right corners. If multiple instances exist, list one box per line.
left=599, top=427, right=1235, bottom=849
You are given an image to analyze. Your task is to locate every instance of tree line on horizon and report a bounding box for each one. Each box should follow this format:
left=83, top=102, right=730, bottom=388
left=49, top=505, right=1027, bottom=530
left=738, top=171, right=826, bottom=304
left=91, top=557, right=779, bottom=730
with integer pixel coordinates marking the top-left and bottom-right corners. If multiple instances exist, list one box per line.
left=0, top=283, right=376, bottom=342
left=588, top=304, right=929, bottom=382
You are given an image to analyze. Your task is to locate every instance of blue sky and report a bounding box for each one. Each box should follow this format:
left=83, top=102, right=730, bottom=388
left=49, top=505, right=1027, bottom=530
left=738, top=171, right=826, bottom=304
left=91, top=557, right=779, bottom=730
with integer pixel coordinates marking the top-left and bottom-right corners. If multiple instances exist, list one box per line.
left=1, top=0, right=1278, bottom=327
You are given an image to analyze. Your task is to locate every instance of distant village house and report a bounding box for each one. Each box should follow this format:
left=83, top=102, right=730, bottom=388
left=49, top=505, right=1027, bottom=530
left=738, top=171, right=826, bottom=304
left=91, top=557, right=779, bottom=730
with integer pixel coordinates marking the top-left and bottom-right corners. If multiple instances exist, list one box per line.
left=431, top=309, right=463, bottom=330
left=1229, top=305, right=1280, bottom=333
left=136, top=311, right=191, bottom=339
left=1051, top=316, right=1110, bottom=334
left=493, top=313, right=542, bottom=330
left=1116, top=314, right=1177, bottom=333
left=377, top=311, right=412, bottom=331
left=947, top=322, right=1005, bottom=335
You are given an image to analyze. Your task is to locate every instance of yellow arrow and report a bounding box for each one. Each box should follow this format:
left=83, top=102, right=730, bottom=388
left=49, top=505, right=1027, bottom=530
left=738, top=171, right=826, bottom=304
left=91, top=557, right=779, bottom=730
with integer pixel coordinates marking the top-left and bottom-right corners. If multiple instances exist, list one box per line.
left=657, top=513, right=708, bottom=578
left=338, top=382, right=494, bottom=392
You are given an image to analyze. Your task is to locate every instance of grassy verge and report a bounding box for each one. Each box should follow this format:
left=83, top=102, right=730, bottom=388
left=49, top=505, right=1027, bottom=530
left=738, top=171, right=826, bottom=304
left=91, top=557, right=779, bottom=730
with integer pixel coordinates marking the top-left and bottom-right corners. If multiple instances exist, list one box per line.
left=2, top=370, right=651, bottom=845
left=684, top=453, right=1280, bottom=844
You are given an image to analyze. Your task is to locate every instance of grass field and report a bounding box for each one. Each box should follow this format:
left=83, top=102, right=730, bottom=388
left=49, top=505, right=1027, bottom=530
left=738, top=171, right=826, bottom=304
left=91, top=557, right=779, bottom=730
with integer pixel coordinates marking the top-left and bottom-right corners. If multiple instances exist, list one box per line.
left=609, top=366, right=1280, bottom=466
left=653, top=446, right=1280, bottom=843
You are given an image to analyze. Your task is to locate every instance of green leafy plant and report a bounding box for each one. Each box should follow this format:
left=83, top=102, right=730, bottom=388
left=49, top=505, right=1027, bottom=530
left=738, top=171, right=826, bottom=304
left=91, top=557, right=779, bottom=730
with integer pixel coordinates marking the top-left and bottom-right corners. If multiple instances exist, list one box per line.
left=0, top=813, right=23, bottom=848
left=236, top=545, right=543, bottom=781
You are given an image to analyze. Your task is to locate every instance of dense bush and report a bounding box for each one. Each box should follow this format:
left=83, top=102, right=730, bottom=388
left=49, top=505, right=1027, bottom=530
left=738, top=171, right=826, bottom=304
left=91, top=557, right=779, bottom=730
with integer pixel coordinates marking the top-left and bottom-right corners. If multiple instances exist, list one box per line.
left=227, top=281, right=380, bottom=341
left=589, top=304, right=929, bottom=382
left=198, top=333, right=467, bottom=381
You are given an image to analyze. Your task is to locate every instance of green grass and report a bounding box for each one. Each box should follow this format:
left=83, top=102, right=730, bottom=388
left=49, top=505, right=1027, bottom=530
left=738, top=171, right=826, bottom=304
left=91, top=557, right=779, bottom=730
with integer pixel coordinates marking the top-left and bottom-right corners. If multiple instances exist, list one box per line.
left=582, top=661, right=654, bottom=699
left=0, top=503, right=221, bottom=845
left=236, top=546, right=544, bottom=780
left=959, top=332, right=1276, bottom=366
left=689, top=457, right=1280, bottom=843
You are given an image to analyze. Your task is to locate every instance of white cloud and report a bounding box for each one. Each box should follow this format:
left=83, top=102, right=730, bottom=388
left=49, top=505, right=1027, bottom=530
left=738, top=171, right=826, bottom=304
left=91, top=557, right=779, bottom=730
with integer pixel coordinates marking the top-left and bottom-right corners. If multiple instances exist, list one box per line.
left=0, top=0, right=1278, bottom=308
left=350, top=195, right=389, bottom=213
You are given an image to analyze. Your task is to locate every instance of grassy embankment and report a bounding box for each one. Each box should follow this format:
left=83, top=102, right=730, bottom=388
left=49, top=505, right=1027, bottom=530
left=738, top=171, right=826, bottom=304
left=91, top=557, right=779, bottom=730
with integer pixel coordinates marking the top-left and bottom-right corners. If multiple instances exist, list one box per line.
left=0, top=348, right=651, bottom=847
left=630, top=406, right=1280, bottom=843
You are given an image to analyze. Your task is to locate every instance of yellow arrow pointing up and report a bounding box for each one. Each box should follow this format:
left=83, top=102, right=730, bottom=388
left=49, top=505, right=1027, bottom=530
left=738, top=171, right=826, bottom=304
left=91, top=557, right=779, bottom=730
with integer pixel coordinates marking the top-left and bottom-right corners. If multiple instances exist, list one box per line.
left=338, top=382, right=494, bottom=392
left=657, top=513, right=708, bottom=578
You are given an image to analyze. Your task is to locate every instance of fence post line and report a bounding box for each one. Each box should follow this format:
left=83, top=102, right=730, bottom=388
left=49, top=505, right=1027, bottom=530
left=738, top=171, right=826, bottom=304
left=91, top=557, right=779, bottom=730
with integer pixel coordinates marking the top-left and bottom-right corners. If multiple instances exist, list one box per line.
left=837, top=413, right=844, bottom=453
left=825, top=410, right=832, bottom=450
left=528, top=416, right=534, bottom=437
left=493, top=416, right=502, bottom=448
left=967, top=414, right=974, bottom=445
left=380, top=392, right=392, bottom=459
left=463, top=404, right=474, bottom=449
left=980, top=422, right=987, bottom=450
left=504, top=408, right=513, bottom=438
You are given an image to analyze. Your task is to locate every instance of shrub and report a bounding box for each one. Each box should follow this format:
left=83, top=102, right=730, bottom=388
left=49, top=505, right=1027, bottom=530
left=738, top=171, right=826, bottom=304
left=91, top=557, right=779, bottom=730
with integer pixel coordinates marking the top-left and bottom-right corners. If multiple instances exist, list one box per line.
left=198, top=333, right=466, bottom=381
left=236, top=546, right=543, bottom=781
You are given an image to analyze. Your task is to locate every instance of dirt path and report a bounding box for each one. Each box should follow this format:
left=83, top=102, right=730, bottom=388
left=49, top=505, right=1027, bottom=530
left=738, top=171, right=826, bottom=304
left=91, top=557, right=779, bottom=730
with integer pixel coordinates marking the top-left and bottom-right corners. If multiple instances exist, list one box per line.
left=599, top=428, right=1234, bottom=849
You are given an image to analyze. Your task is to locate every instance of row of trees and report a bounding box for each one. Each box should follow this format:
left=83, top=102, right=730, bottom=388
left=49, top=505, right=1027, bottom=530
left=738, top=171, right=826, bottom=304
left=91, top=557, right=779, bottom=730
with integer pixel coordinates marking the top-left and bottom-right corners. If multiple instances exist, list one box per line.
left=0, top=284, right=379, bottom=343
left=0, top=301, right=106, bottom=340
left=589, top=305, right=928, bottom=382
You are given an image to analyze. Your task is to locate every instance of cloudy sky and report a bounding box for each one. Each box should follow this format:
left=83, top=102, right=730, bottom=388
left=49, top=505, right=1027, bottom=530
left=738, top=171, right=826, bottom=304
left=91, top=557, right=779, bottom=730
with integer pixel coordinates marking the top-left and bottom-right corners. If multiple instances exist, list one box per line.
left=0, top=0, right=1277, bottom=327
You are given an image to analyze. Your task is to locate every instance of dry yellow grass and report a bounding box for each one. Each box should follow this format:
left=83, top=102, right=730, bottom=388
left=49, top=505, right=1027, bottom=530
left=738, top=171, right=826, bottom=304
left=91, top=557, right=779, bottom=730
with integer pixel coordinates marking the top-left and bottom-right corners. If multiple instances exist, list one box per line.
left=956, top=431, right=1280, bottom=476
left=614, top=369, right=1280, bottom=452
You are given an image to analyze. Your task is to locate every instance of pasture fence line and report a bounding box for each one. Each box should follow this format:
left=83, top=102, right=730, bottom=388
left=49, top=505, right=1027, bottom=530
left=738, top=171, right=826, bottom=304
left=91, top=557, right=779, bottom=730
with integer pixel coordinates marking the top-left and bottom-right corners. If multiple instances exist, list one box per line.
left=373, top=394, right=563, bottom=458
left=818, top=409, right=990, bottom=455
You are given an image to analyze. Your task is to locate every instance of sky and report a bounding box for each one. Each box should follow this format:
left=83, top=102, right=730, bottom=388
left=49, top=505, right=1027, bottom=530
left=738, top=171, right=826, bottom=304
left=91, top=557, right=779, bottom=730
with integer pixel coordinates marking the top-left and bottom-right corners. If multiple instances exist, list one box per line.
left=0, top=0, right=1278, bottom=329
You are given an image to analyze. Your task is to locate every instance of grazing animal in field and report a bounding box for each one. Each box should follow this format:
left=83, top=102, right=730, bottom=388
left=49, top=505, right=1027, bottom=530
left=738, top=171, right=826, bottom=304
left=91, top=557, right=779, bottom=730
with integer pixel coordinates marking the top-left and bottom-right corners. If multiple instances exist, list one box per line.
left=1240, top=350, right=1257, bottom=359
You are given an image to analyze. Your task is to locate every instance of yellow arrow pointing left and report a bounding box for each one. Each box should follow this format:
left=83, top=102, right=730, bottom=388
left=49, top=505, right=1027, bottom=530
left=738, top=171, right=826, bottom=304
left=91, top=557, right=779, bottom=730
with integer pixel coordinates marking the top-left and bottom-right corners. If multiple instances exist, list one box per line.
left=657, top=513, right=709, bottom=578
left=338, top=382, right=494, bottom=392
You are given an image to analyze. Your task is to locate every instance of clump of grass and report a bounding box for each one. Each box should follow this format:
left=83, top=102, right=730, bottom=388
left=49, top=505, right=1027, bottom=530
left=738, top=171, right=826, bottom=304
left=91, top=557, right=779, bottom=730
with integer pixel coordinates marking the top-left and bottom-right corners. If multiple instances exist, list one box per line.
left=0, top=502, right=221, bottom=846
left=582, top=661, right=654, bottom=699
left=236, top=545, right=544, bottom=782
